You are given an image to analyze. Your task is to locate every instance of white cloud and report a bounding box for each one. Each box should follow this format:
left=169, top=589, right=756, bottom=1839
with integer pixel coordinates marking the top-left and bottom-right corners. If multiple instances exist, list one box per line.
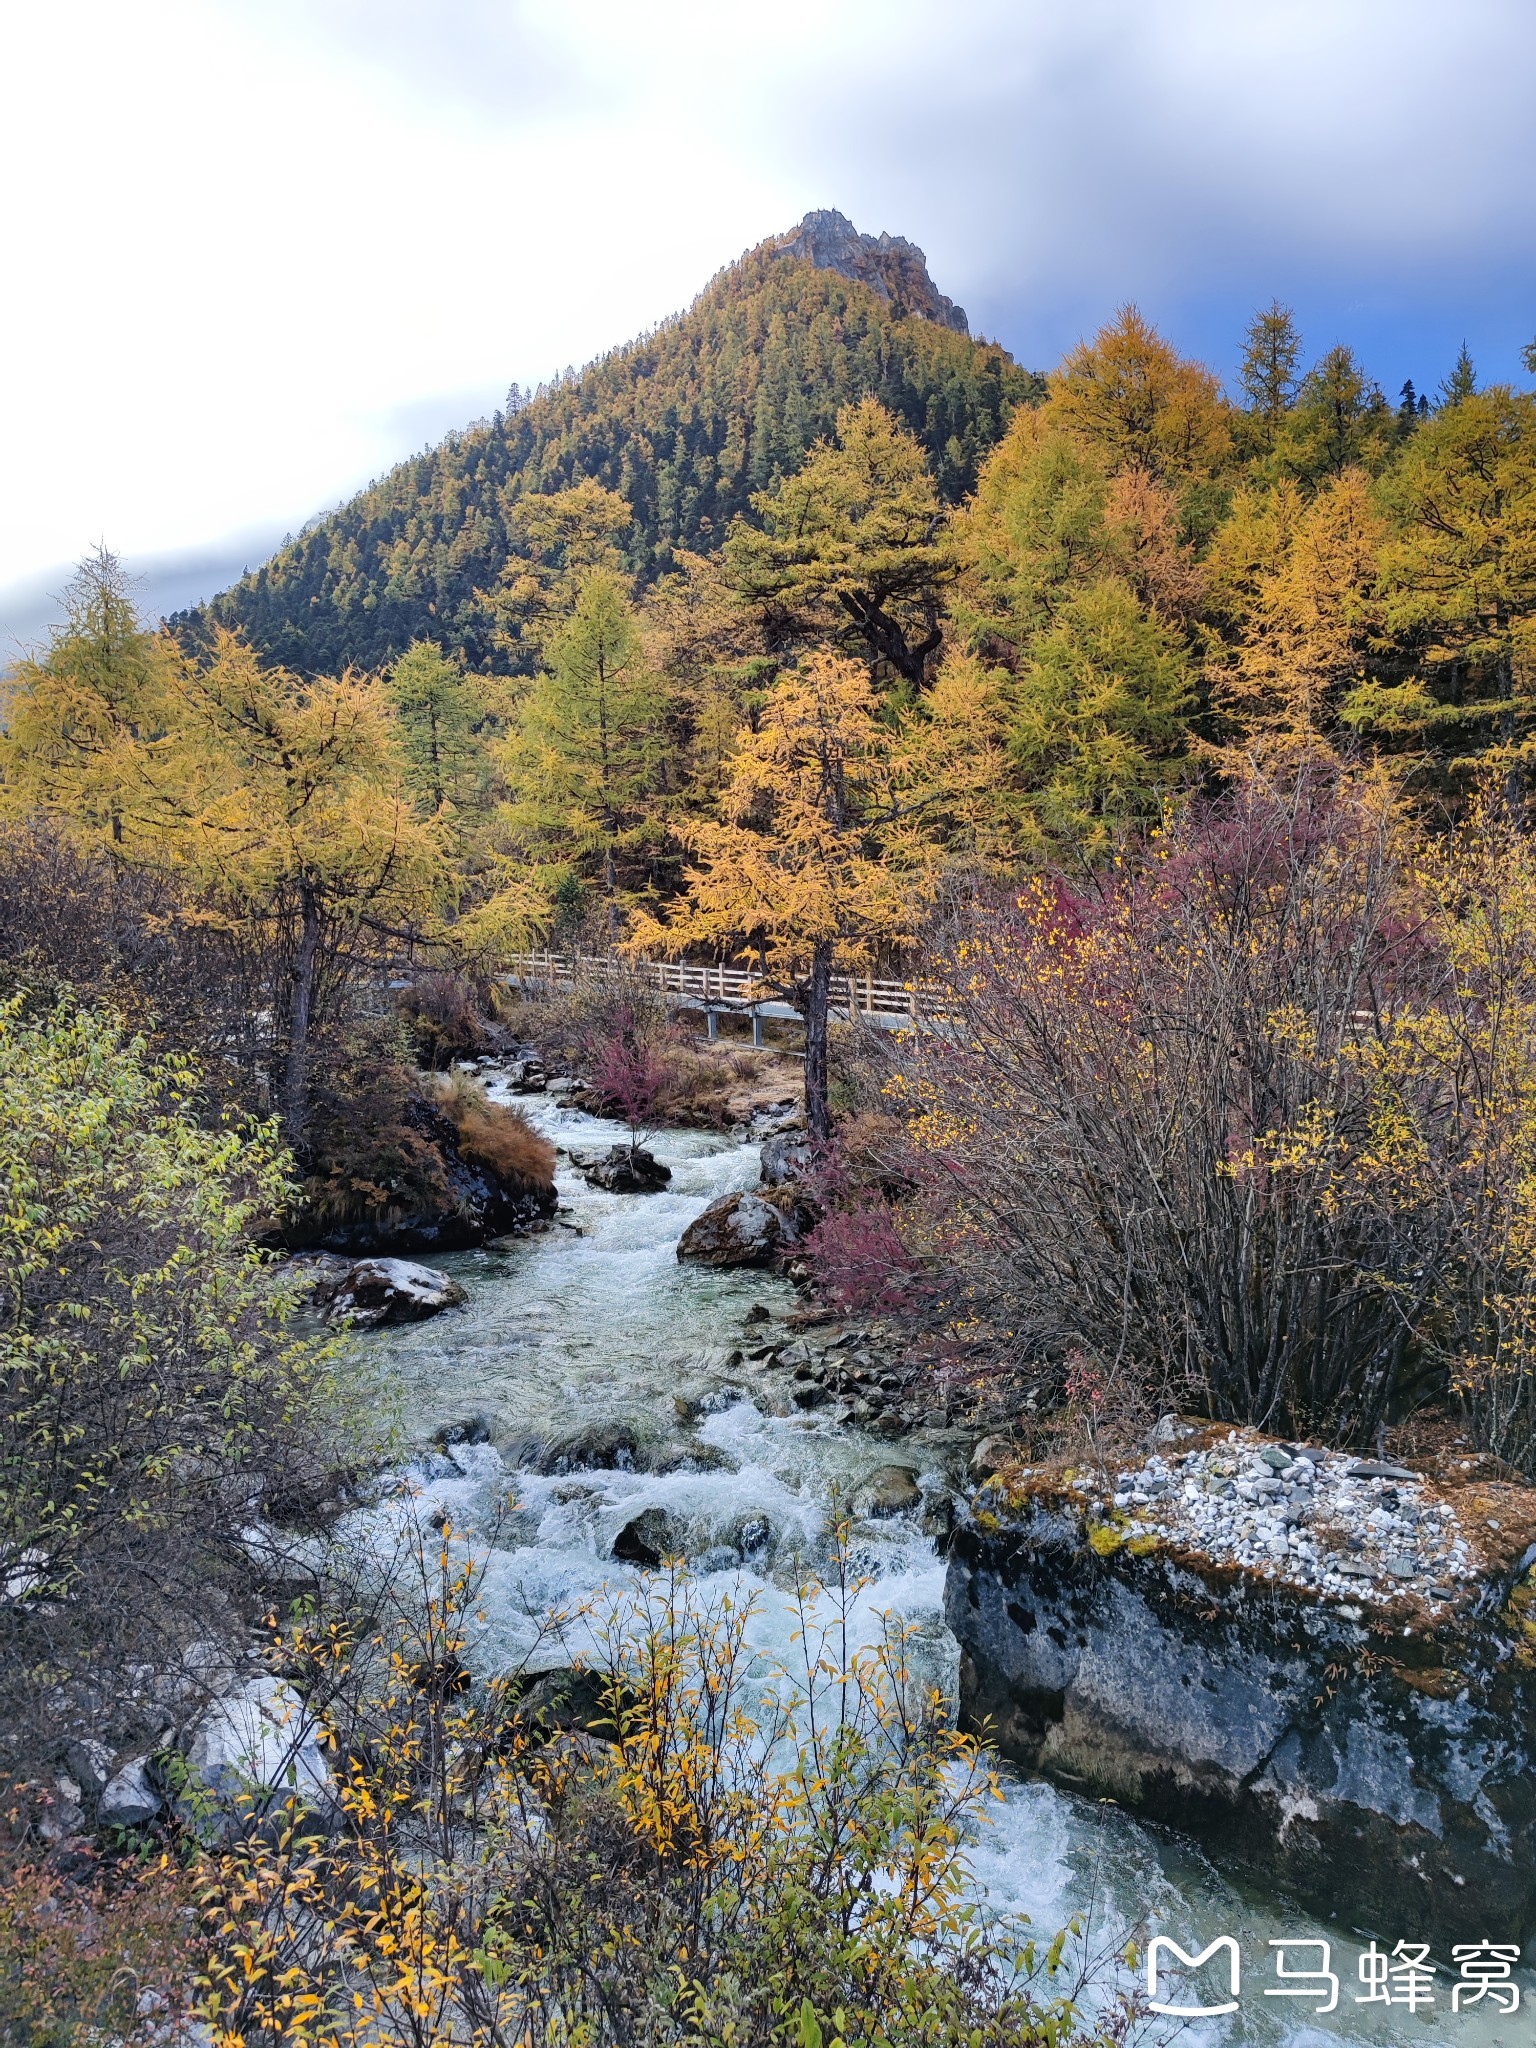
left=2, top=0, right=1532, bottom=625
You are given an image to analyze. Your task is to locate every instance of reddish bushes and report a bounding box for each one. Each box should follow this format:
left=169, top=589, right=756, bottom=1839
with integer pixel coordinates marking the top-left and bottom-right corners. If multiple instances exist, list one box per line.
left=851, top=759, right=1503, bottom=1446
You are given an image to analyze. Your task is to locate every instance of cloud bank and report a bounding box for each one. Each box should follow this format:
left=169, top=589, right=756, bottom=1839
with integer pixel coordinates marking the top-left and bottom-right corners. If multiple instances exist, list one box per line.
left=2, top=0, right=1532, bottom=640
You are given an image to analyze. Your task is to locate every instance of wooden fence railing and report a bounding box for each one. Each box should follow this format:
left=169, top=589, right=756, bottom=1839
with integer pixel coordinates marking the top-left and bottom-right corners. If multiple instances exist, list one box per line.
left=503, top=952, right=933, bottom=1020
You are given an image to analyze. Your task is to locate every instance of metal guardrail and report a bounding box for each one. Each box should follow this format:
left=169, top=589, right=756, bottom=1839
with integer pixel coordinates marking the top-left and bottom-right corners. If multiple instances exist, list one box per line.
left=503, top=951, right=930, bottom=1020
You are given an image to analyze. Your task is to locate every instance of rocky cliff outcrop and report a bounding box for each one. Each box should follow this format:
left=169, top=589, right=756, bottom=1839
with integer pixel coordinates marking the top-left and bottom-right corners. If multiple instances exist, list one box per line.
left=771, top=209, right=969, bottom=334
left=946, top=1450, right=1536, bottom=1941
left=300, top=1093, right=557, bottom=1257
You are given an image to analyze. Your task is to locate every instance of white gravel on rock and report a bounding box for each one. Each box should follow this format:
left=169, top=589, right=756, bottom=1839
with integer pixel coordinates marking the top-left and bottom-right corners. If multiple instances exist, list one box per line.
left=1061, top=1429, right=1479, bottom=1607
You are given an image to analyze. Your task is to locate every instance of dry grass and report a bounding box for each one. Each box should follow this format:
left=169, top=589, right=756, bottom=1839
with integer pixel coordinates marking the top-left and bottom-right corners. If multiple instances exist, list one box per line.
left=432, top=1072, right=556, bottom=1189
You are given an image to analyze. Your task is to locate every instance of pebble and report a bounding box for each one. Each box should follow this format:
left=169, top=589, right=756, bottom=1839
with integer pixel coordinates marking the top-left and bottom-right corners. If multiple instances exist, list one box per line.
left=1065, top=1429, right=1484, bottom=1607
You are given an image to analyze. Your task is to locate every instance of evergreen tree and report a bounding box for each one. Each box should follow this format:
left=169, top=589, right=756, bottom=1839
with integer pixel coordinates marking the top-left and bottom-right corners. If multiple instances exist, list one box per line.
left=498, top=572, right=668, bottom=929
left=1214, top=470, right=1384, bottom=741
left=1439, top=343, right=1478, bottom=407
left=724, top=399, right=954, bottom=691
left=1045, top=305, right=1232, bottom=482
left=1343, top=388, right=1536, bottom=789
left=630, top=651, right=936, bottom=1140
left=0, top=549, right=181, bottom=848
left=1006, top=578, right=1194, bottom=858
left=953, top=407, right=1204, bottom=657
left=1238, top=301, right=1303, bottom=452
left=386, top=640, right=497, bottom=818
left=1274, top=345, right=1394, bottom=483
left=174, top=634, right=445, bottom=1135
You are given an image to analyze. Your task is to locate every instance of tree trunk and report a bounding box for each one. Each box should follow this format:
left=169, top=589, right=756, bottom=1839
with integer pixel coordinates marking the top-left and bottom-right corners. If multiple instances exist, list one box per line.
left=282, top=881, right=321, bottom=1142
left=1499, top=647, right=1523, bottom=816
left=803, top=940, right=833, bottom=1144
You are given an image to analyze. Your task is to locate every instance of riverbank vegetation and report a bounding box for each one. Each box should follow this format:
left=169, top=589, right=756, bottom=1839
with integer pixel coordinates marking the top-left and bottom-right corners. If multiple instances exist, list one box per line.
left=199, top=1542, right=1136, bottom=2048
left=0, top=1001, right=366, bottom=1774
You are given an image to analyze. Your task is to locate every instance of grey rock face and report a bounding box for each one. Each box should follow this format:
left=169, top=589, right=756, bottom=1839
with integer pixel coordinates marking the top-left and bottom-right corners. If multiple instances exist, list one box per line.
left=772, top=209, right=969, bottom=333
left=946, top=1497, right=1536, bottom=1940
left=183, top=1675, right=337, bottom=1838
left=324, top=1257, right=467, bottom=1329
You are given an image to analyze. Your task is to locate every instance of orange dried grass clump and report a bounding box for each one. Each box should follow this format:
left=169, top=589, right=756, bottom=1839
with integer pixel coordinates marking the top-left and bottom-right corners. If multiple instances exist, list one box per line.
left=432, top=1073, right=556, bottom=1189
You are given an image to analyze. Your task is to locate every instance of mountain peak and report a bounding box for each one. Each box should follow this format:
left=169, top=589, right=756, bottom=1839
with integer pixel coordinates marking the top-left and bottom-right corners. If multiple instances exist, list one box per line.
left=768, top=209, right=968, bottom=334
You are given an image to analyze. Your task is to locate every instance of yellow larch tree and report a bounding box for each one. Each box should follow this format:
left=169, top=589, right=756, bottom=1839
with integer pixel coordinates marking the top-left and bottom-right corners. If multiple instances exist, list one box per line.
left=168, top=633, right=446, bottom=1135
left=629, top=650, right=939, bottom=1140
left=1214, top=468, right=1385, bottom=742
left=0, top=549, right=183, bottom=849
left=1044, top=305, right=1232, bottom=484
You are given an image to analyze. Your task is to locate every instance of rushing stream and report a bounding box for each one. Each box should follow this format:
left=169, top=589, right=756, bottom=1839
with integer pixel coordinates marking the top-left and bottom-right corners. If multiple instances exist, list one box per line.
left=341, top=1091, right=1529, bottom=2047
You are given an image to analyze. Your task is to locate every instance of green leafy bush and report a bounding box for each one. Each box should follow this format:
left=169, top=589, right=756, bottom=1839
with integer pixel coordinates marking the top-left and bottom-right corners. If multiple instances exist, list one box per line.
left=0, top=998, right=354, bottom=1768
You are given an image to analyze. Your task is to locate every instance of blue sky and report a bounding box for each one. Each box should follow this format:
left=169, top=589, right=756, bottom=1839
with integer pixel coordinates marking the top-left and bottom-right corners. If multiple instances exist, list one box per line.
left=3, top=0, right=1533, bottom=652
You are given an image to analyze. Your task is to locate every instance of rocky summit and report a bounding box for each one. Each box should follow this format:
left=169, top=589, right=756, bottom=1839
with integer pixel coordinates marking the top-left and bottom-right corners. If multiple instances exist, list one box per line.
left=769, top=209, right=970, bottom=333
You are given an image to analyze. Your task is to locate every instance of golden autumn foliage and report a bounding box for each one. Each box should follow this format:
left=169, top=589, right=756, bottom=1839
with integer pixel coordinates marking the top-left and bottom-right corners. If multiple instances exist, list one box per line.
left=629, top=650, right=940, bottom=1136
left=1043, top=305, right=1232, bottom=484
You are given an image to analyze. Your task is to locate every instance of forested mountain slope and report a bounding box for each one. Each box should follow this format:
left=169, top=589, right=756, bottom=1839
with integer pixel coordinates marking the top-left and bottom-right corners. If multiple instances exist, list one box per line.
left=176, top=211, right=1039, bottom=675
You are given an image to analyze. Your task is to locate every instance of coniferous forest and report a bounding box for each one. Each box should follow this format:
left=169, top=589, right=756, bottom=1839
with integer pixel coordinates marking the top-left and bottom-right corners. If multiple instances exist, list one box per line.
left=8, top=205, right=1536, bottom=2042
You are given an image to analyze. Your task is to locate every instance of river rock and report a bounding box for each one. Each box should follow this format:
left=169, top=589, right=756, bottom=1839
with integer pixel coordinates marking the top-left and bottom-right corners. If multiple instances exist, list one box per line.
left=759, top=1132, right=814, bottom=1188
left=969, top=1434, right=1012, bottom=1478
left=855, top=1464, right=921, bottom=1516
left=500, top=1052, right=547, bottom=1093
left=98, top=1756, right=162, bottom=1829
left=508, top=1668, right=618, bottom=1741
left=612, top=1507, right=684, bottom=1567
left=182, top=1675, right=338, bottom=1838
left=324, top=1257, right=467, bottom=1328
left=537, top=1420, right=641, bottom=1473
left=434, top=1413, right=496, bottom=1448
left=749, top=1099, right=803, bottom=1135
left=730, top=1513, right=772, bottom=1558
left=946, top=1487, right=1536, bottom=1940
left=676, top=1190, right=806, bottom=1269
left=63, top=1739, right=113, bottom=1805
left=571, top=1144, right=672, bottom=1194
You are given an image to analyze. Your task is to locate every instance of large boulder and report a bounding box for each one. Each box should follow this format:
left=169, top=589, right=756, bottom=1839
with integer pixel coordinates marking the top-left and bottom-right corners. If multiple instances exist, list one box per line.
left=571, top=1144, right=672, bottom=1195
left=182, top=1675, right=338, bottom=1837
left=676, top=1190, right=807, bottom=1269
left=854, top=1464, right=921, bottom=1517
left=507, top=1668, right=619, bottom=1742
left=759, top=1131, right=813, bottom=1188
left=323, top=1257, right=467, bottom=1329
left=499, top=1050, right=548, bottom=1094
left=947, top=1482, right=1536, bottom=1942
